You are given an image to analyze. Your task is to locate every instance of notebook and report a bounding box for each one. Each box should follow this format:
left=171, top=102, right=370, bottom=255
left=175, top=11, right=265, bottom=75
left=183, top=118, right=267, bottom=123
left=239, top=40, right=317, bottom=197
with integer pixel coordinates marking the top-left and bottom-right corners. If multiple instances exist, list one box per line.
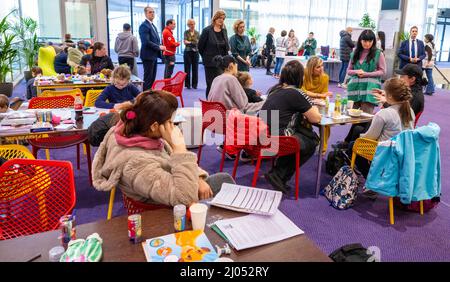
left=142, top=230, right=219, bottom=262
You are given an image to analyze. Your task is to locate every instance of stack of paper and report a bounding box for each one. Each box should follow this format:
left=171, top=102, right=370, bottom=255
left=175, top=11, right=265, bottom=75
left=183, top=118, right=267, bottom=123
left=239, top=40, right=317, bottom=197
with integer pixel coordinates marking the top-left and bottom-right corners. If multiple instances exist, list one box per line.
left=210, top=183, right=282, bottom=216
left=212, top=210, right=304, bottom=251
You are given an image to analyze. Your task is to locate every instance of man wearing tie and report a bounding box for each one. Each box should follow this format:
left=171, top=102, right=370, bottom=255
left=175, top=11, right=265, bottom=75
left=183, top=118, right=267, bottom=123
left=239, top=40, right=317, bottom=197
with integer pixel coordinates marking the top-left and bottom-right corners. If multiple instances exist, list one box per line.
left=139, top=7, right=166, bottom=91
left=398, top=26, right=426, bottom=69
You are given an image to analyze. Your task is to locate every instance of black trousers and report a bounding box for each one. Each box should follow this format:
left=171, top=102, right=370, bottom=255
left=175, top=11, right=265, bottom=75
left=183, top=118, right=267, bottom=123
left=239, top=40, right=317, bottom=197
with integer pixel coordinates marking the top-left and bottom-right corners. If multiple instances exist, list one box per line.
left=184, top=51, right=199, bottom=88
left=118, top=57, right=135, bottom=71
left=204, top=66, right=222, bottom=98
left=266, top=54, right=273, bottom=72
left=164, top=55, right=176, bottom=79
left=142, top=59, right=158, bottom=91
left=271, top=133, right=318, bottom=184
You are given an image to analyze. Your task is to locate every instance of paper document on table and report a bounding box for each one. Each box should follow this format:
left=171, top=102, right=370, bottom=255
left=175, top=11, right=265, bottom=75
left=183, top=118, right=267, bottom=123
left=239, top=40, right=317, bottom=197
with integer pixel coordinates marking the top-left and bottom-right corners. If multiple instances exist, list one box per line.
left=210, top=183, right=282, bottom=216
left=214, top=210, right=304, bottom=251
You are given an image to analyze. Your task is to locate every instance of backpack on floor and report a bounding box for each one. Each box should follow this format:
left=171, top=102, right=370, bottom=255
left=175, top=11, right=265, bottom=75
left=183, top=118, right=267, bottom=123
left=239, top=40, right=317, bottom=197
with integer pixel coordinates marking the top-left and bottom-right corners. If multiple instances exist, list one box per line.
left=329, top=243, right=377, bottom=262
left=326, top=147, right=350, bottom=176
left=322, top=165, right=359, bottom=210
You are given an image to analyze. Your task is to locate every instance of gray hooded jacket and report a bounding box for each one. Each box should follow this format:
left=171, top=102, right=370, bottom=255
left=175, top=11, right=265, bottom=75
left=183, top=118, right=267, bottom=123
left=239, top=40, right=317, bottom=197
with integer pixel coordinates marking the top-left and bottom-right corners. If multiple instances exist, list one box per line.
left=339, top=30, right=355, bottom=62
left=115, top=32, right=139, bottom=58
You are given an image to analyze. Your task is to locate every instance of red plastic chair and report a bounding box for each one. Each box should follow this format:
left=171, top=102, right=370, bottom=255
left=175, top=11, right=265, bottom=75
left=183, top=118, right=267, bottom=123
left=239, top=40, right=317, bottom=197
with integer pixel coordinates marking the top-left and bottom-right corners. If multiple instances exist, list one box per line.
left=152, top=71, right=188, bottom=107
left=122, top=194, right=170, bottom=216
left=414, top=111, right=423, bottom=128
left=28, top=95, right=74, bottom=109
left=28, top=95, right=93, bottom=185
left=0, top=159, right=76, bottom=240
left=197, top=100, right=228, bottom=172
left=233, top=136, right=301, bottom=200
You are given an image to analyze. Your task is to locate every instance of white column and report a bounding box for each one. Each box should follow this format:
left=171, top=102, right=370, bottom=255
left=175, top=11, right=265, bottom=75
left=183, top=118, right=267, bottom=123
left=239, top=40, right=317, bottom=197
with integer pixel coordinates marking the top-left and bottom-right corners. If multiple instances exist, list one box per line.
left=96, top=0, right=108, bottom=47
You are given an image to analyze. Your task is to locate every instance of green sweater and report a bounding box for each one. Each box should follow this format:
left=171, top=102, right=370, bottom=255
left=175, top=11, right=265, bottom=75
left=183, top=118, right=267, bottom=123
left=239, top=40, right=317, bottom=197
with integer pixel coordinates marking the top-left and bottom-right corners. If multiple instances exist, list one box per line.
left=229, top=34, right=252, bottom=71
left=303, top=38, right=317, bottom=55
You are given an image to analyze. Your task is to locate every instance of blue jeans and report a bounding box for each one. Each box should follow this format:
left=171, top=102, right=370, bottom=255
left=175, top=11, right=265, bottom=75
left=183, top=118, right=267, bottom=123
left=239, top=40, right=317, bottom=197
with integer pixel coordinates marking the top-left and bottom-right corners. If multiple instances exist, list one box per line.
left=425, top=68, right=435, bottom=94
left=339, top=60, right=349, bottom=84
left=274, top=57, right=284, bottom=75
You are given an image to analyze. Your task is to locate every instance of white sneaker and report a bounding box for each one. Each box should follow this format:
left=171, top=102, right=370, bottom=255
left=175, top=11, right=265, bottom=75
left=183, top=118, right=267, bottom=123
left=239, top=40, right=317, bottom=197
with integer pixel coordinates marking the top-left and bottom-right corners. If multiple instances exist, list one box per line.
left=337, top=83, right=342, bottom=88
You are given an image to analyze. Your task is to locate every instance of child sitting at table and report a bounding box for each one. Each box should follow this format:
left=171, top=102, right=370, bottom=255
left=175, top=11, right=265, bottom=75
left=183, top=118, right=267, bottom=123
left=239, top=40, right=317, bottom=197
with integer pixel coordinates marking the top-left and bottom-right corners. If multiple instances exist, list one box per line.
left=0, top=94, right=10, bottom=113
left=236, top=71, right=264, bottom=103
left=95, top=65, right=140, bottom=109
left=92, top=90, right=235, bottom=206
left=26, top=67, right=43, bottom=100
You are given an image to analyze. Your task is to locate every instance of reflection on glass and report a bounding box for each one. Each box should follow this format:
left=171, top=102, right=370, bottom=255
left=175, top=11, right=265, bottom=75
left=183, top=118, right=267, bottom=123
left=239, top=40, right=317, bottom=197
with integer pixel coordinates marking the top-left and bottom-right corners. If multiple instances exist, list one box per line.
left=65, top=1, right=96, bottom=40
left=108, top=0, right=132, bottom=61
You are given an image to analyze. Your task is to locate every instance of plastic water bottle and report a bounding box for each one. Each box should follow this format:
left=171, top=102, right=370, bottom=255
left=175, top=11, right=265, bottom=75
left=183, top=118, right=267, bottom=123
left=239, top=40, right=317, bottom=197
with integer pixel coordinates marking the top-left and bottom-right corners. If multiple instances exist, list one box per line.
left=86, top=61, right=92, bottom=75
left=341, top=96, right=348, bottom=115
left=74, top=94, right=83, bottom=121
left=334, top=94, right=341, bottom=116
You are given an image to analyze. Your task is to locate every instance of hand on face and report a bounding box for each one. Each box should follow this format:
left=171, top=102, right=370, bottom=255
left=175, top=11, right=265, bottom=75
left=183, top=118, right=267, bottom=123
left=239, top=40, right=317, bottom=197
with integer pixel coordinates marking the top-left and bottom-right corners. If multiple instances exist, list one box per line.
left=159, top=121, right=186, bottom=153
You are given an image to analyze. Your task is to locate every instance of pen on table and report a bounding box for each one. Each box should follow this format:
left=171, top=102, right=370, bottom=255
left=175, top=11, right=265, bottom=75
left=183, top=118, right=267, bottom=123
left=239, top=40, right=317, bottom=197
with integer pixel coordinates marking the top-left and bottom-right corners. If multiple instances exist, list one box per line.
left=26, top=254, right=42, bottom=262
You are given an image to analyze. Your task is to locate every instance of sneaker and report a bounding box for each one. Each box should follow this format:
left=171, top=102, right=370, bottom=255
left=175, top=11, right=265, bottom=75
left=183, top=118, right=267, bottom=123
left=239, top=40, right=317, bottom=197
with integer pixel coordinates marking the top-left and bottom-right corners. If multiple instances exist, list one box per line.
left=264, top=172, right=289, bottom=194
left=337, top=83, right=342, bottom=88
left=239, top=151, right=254, bottom=163
left=341, top=84, right=348, bottom=89
left=216, top=145, right=235, bottom=160
left=266, top=71, right=274, bottom=76
left=362, top=188, right=378, bottom=200
left=331, top=141, right=349, bottom=150
left=425, top=92, right=434, bottom=96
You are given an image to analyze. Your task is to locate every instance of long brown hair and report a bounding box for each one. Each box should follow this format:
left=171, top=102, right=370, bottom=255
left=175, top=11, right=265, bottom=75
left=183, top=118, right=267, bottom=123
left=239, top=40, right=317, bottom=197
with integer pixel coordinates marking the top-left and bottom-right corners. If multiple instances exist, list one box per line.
left=304, top=56, right=322, bottom=88
left=120, top=90, right=179, bottom=137
left=384, top=77, right=414, bottom=128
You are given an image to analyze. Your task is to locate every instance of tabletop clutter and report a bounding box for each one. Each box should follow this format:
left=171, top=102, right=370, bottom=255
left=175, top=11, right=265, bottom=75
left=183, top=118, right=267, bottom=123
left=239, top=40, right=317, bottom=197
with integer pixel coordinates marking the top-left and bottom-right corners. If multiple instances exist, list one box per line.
left=45, top=183, right=304, bottom=263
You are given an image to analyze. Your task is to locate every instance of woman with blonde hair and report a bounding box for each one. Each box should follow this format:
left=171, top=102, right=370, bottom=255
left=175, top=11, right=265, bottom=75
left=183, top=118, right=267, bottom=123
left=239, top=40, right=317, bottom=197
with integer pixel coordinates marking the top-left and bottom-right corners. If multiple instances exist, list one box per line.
left=302, top=56, right=333, bottom=99
left=199, top=10, right=230, bottom=97
left=229, top=20, right=252, bottom=71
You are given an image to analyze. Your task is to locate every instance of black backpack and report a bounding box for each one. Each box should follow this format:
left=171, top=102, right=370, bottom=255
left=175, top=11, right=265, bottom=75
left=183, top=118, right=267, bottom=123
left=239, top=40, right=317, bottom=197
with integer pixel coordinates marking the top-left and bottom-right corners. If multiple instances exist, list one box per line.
left=329, top=244, right=378, bottom=262
left=326, top=147, right=350, bottom=176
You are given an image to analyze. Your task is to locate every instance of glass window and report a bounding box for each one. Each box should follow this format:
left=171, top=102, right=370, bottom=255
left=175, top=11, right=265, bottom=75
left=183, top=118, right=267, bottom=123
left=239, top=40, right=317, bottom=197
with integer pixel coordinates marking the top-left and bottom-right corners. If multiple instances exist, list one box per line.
left=108, top=0, right=132, bottom=62
left=65, top=1, right=97, bottom=41
left=21, top=0, right=62, bottom=40
left=0, top=0, right=19, bottom=19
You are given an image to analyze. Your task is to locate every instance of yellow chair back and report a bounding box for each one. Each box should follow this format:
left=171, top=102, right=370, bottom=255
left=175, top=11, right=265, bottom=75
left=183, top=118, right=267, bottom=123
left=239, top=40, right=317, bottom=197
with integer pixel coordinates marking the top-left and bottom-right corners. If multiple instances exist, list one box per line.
left=350, top=138, right=378, bottom=168
left=84, top=90, right=104, bottom=107
left=0, top=145, right=35, bottom=160
left=40, top=89, right=84, bottom=101
left=37, top=46, right=58, bottom=76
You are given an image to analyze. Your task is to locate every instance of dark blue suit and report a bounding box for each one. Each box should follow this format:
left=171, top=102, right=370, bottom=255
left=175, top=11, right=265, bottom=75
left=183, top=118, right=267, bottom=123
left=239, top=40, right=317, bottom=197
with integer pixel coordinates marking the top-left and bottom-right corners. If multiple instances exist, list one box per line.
left=139, top=20, right=162, bottom=90
left=398, top=39, right=426, bottom=69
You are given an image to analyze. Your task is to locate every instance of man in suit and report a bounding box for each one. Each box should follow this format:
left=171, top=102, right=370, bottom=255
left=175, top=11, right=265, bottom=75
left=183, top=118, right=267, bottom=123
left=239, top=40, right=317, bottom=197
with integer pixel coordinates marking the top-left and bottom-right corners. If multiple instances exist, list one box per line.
left=264, top=27, right=275, bottom=76
left=398, top=26, right=426, bottom=69
left=139, top=7, right=166, bottom=91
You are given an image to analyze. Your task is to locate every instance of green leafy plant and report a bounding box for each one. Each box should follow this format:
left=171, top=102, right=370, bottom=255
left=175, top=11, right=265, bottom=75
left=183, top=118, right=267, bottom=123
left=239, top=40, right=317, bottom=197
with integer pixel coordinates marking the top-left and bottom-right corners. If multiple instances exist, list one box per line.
left=12, top=15, right=40, bottom=71
left=399, top=31, right=410, bottom=41
left=247, top=27, right=261, bottom=42
left=0, top=11, right=18, bottom=83
left=359, top=13, right=376, bottom=31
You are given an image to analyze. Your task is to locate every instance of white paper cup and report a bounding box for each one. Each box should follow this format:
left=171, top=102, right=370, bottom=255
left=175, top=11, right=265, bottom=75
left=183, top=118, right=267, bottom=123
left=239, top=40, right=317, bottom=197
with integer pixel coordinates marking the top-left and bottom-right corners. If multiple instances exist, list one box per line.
left=189, top=203, right=208, bottom=231
left=347, top=100, right=354, bottom=110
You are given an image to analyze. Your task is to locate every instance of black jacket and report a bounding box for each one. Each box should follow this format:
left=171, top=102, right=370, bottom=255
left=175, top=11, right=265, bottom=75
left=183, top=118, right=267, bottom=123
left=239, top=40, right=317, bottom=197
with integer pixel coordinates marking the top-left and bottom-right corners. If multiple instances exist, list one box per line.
left=87, top=113, right=120, bottom=147
left=339, top=30, right=355, bottom=62
left=80, top=54, right=114, bottom=74
left=264, top=33, right=275, bottom=55
left=198, top=25, right=230, bottom=67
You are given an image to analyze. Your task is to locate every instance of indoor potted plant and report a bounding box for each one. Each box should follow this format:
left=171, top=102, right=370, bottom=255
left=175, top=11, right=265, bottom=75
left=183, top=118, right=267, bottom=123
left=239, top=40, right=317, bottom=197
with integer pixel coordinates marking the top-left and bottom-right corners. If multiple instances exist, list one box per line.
left=0, top=12, right=18, bottom=97
left=12, top=16, right=40, bottom=82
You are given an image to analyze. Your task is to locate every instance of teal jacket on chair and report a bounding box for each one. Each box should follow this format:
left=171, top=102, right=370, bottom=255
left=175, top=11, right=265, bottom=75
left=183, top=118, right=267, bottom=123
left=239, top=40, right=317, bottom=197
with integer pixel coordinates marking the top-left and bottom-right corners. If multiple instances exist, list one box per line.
left=366, top=123, right=441, bottom=204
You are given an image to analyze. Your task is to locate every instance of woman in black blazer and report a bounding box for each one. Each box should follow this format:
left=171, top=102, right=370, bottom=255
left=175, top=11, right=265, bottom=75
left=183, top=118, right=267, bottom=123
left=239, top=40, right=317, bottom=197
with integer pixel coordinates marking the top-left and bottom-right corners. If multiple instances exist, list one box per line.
left=198, top=10, right=230, bottom=98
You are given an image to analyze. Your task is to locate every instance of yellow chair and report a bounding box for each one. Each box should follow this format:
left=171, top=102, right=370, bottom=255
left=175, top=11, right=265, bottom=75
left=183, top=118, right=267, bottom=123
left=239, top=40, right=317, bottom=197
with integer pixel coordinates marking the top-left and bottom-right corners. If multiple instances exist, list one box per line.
left=84, top=90, right=104, bottom=107
left=38, top=46, right=58, bottom=76
left=0, top=145, right=35, bottom=160
left=41, top=89, right=84, bottom=101
left=107, top=187, right=117, bottom=220
left=351, top=138, right=424, bottom=225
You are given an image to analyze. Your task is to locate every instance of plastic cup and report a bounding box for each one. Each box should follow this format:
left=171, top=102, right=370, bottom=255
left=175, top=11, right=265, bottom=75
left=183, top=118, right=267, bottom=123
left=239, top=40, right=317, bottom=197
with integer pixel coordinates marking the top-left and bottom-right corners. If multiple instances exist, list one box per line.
left=347, top=100, right=354, bottom=110
left=189, top=203, right=208, bottom=231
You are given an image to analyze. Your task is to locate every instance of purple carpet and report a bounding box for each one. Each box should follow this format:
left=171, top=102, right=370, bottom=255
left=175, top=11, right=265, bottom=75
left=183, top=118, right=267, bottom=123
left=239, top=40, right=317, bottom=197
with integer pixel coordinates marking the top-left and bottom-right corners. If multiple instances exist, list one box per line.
left=11, top=64, right=450, bottom=262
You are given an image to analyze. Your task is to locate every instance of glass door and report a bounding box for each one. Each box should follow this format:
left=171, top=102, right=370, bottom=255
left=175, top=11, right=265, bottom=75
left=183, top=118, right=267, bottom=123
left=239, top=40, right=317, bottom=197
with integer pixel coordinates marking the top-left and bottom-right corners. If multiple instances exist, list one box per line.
left=132, top=0, right=162, bottom=62
left=107, top=0, right=132, bottom=62
left=64, top=0, right=97, bottom=41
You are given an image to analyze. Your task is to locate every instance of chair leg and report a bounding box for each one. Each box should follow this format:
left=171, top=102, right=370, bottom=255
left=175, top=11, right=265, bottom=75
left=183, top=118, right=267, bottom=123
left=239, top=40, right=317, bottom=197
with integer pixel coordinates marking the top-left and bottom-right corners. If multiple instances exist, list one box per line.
left=76, top=144, right=81, bottom=170
left=219, top=148, right=226, bottom=172
left=83, top=144, right=87, bottom=155
left=197, top=145, right=203, bottom=165
left=180, top=95, right=185, bottom=108
left=295, top=152, right=300, bottom=201
left=85, top=142, right=93, bottom=186
left=389, top=197, right=395, bottom=225
left=420, top=200, right=424, bottom=216
left=45, top=149, right=50, bottom=160
left=107, top=187, right=116, bottom=220
left=252, top=157, right=263, bottom=187
left=232, top=150, right=241, bottom=179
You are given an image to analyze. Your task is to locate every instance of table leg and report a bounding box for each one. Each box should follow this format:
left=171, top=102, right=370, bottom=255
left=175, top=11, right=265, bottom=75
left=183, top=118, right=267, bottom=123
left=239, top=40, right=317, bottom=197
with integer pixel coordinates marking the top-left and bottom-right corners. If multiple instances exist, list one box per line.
left=315, top=125, right=325, bottom=198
